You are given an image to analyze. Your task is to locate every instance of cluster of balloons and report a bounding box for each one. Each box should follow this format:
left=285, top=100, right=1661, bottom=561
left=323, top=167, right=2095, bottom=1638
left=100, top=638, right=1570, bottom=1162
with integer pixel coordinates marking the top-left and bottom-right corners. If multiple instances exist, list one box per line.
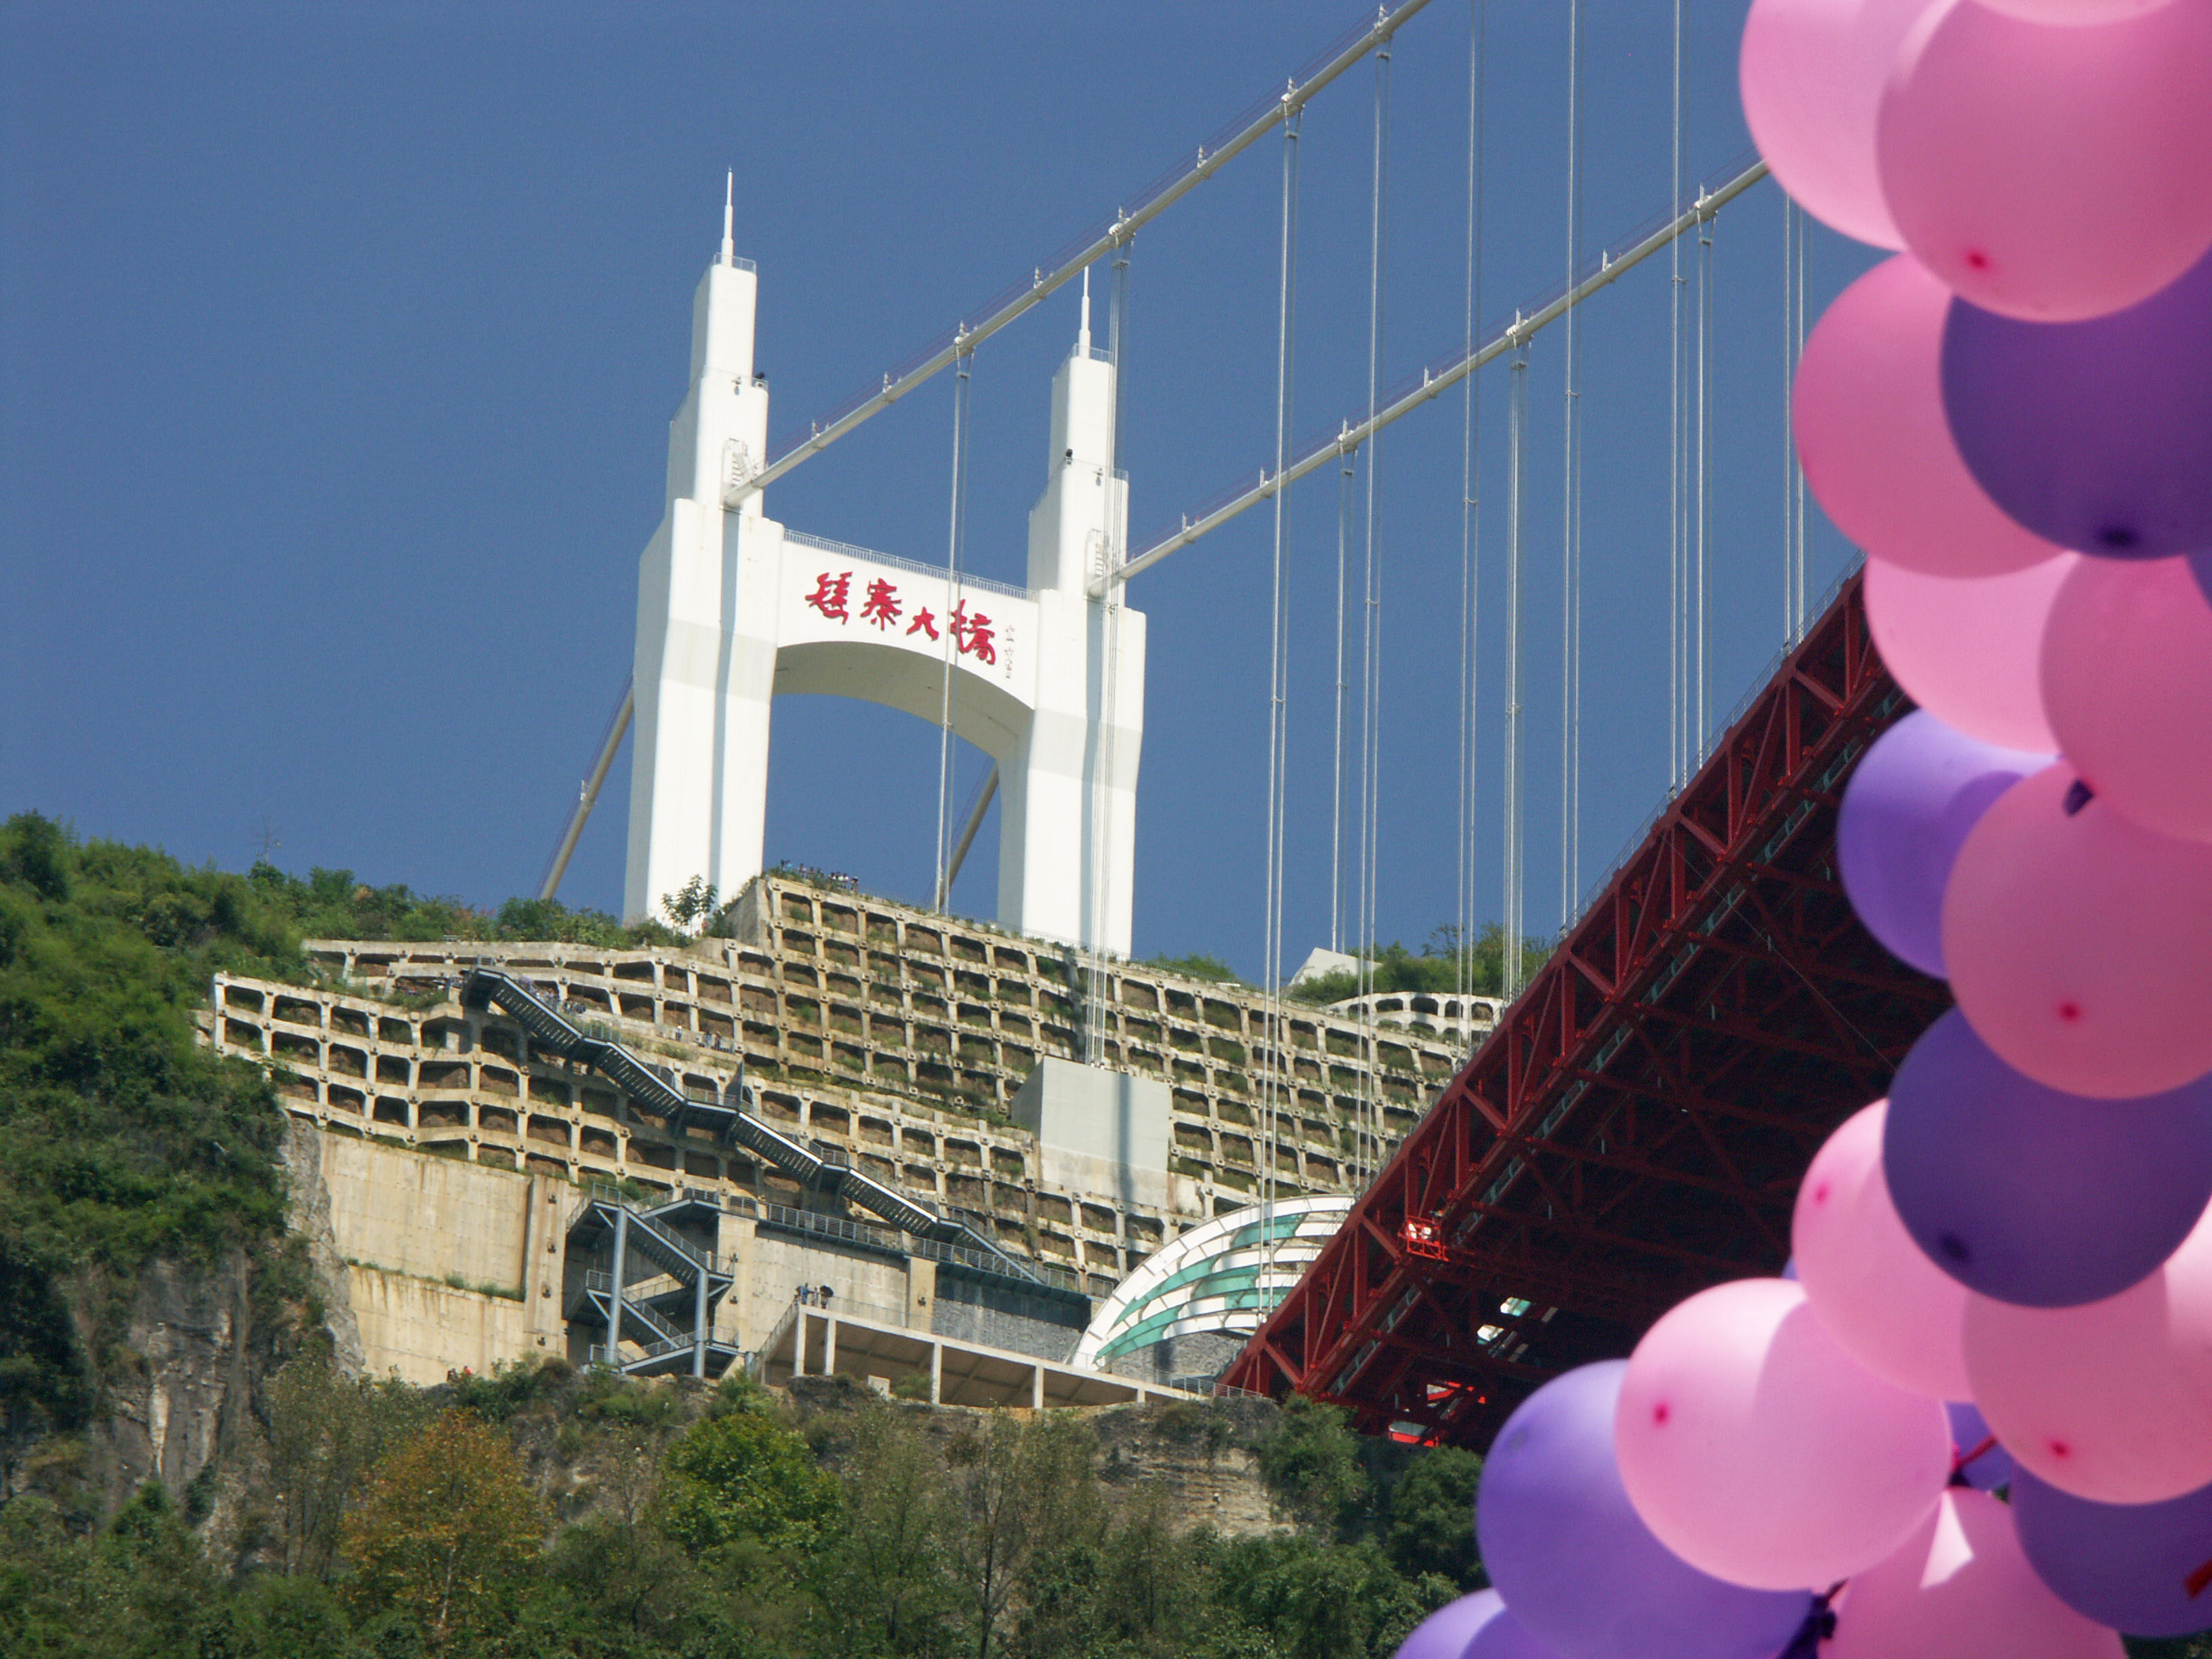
left=1397, top=2, right=2212, bottom=1655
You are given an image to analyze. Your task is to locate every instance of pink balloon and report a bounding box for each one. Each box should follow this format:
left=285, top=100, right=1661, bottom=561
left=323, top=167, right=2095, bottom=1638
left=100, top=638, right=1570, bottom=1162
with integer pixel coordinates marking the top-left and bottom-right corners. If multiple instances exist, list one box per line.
left=1793, top=1101, right=1972, bottom=1401
left=2041, top=555, right=2212, bottom=843
left=1794, top=258, right=2063, bottom=578
left=1980, top=0, right=2180, bottom=21
left=1739, top=0, right=1936, bottom=248
left=1943, top=762, right=2212, bottom=1099
left=1614, top=1278, right=1949, bottom=1591
left=1964, top=1204, right=2212, bottom=1502
left=1826, top=1490, right=2125, bottom=1659
left=1877, top=0, right=2212, bottom=321
left=1863, top=552, right=2072, bottom=752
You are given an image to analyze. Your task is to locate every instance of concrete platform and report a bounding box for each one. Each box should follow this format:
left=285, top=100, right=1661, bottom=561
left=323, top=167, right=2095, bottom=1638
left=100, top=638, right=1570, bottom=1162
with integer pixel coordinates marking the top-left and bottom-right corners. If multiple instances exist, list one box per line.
left=756, top=1303, right=1193, bottom=1410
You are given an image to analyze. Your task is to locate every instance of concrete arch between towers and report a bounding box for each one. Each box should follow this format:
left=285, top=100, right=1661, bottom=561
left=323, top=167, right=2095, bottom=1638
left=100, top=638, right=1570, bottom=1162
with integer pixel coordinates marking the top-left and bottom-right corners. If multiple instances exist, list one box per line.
left=773, top=638, right=1029, bottom=765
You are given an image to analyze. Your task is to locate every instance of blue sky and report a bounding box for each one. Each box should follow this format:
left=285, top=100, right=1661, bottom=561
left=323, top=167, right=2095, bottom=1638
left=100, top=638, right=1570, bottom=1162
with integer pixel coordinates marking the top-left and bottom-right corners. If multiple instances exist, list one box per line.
left=1, top=1, right=1879, bottom=975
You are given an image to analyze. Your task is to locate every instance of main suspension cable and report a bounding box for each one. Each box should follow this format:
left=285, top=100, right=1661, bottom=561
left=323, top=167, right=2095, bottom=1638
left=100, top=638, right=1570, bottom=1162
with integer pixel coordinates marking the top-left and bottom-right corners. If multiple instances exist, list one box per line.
left=1782, top=197, right=1808, bottom=644
left=1560, top=0, right=1584, bottom=930
left=1332, top=443, right=1353, bottom=956
left=1458, top=0, right=1488, bottom=1001
left=1503, top=341, right=1529, bottom=998
left=935, top=344, right=973, bottom=910
left=1357, top=40, right=1391, bottom=1184
left=1696, top=204, right=1714, bottom=760
left=1262, top=98, right=1300, bottom=1273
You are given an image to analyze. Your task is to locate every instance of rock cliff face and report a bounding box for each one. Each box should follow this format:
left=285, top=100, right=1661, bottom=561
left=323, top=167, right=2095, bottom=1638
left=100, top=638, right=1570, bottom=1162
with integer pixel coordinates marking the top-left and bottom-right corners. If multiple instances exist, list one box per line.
left=73, top=1251, right=259, bottom=1525
left=1091, top=1393, right=1286, bottom=1537
left=15, top=1122, right=362, bottom=1533
left=784, top=1375, right=1292, bottom=1538
left=280, top=1118, right=363, bottom=1377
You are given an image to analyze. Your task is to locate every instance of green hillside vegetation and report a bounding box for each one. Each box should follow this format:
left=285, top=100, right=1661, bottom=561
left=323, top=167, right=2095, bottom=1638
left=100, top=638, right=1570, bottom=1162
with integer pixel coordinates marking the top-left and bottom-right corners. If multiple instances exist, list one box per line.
left=1286, top=924, right=1550, bottom=1008
left=0, top=815, right=679, bottom=1457
left=3, top=1355, right=1485, bottom=1659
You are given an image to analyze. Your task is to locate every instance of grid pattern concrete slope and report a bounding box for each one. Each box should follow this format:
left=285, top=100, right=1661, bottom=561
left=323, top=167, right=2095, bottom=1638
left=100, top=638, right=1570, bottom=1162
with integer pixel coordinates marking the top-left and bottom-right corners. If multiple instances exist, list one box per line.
left=209, top=881, right=1486, bottom=1290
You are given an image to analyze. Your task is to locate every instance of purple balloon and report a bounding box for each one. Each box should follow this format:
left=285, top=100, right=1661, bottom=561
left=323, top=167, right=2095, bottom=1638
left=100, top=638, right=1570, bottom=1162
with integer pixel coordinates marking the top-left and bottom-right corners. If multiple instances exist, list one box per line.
left=1885, top=1010, right=2212, bottom=1307
left=2013, top=1467, right=2212, bottom=1638
left=1944, top=243, right=2212, bottom=560
left=1393, top=1591, right=1565, bottom=1659
left=1839, top=711, right=2050, bottom=977
left=1475, top=1362, right=1811, bottom=1659
left=1946, top=1401, right=2015, bottom=1493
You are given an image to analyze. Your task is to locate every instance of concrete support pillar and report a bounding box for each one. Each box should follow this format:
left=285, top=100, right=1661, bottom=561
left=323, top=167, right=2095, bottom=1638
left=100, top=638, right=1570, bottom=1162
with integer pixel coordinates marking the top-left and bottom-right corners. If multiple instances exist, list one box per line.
left=823, top=1315, right=838, bottom=1379
left=692, top=1254, right=708, bottom=1379
left=905, top=1256, right=936, bottom=1331
left=929, top=1340, right=943, bottom=1406
left=608, top=1207, right=629, bottom=1365
left=1030, top=1364, right=1044, bottom=1411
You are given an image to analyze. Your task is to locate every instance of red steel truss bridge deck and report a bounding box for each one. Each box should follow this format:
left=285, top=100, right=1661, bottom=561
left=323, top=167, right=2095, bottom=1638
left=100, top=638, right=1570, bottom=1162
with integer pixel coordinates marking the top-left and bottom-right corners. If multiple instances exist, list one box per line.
left=1223, top=570, right=1951, bottom=1445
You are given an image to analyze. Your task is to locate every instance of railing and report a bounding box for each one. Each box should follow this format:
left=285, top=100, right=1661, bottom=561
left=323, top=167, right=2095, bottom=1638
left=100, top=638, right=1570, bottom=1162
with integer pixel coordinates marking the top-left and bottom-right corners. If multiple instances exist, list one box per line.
left=582, top=1267, right=695, bottom=1305
left=753, top=1200, right=1085, bottom=1298
left=573, top=1183, right=722, bottom=1274
left=783, top=529, right=1029, bottom=602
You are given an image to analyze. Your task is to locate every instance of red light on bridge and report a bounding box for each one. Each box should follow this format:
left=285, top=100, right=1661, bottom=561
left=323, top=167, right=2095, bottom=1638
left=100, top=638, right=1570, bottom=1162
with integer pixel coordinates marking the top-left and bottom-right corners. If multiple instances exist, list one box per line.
left=1402, top=1217, right=1448, bottom=1262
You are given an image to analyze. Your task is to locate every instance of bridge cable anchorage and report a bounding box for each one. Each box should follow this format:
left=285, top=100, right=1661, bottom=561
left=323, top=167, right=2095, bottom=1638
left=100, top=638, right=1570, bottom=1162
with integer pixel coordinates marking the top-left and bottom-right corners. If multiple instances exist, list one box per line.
left=937, top=766, right=997, bottom=909
left=935, top=344, right=975, bottom=912
left=1457, top=0, right=1488, bottom=1004
left=726, top=0, right=1435, bottom=511
left=1355, top=38, right=1391, bottom=1189
left=1107, top=155, right=1770, bottom=590
left=537, top=675, right=634, bottom=902
left=1261, top=100, right=1300, bottom=1267
left=1561, top=0, right=1584, bottom=933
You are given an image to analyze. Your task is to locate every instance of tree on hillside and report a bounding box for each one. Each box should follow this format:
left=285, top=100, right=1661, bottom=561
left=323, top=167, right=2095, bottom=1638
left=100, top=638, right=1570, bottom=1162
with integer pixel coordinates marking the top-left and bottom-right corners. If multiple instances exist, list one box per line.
left=1385, top=1445, right=1483, bottom=1589
left=943, top=1411, right=1104, bottom=1659
left=658, top=1402, right=840, bottom=1557
left=341, top=1409, right=544, bottom=1647
left=264, top=1345, right=428, bottom=1580
left=1258, top=1395, right=1368, bottom=1536
left=813, top=1405, right=959, bottom=1658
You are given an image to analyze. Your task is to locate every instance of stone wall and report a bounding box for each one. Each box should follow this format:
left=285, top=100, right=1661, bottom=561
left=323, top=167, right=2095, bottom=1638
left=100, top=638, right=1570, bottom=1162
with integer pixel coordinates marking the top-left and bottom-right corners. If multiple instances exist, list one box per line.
left=928, top=1269, right=1090, bottom=1365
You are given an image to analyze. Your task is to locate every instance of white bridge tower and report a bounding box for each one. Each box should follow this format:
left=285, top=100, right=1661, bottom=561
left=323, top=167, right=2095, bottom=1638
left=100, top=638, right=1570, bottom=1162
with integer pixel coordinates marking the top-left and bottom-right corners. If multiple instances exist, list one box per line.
left=623, top=197, right=1147, bottom=957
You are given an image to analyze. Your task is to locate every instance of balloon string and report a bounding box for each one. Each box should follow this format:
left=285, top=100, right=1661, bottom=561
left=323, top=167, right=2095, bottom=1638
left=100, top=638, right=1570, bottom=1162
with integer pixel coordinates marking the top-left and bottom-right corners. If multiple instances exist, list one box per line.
left=2186, top=1557, right=2212, bottom=1599
left=1777, top=1585, right=1843, bottom=1659
left=1955, top=1435, right=1996, bottom=1471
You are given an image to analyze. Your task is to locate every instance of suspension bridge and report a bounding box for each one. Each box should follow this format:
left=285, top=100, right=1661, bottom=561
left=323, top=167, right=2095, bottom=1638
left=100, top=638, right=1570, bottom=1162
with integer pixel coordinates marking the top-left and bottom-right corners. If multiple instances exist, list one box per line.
left=535, top=0, right=1905, bottom=1443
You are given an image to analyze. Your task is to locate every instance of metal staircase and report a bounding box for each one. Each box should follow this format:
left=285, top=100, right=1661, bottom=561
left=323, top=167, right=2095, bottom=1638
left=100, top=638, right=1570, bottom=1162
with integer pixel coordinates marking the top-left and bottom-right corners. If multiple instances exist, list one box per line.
left=459, top=964, right=1041, bottom=1280
left=565, top=1184, right=742, bottom=1378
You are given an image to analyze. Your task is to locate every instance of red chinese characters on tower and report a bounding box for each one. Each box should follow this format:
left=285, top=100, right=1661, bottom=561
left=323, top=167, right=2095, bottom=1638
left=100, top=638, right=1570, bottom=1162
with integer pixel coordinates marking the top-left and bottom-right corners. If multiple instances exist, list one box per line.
left=859, top=578, right=901, bottom=631
left=800, top=568, right=996, bottom=665
left=803, top=571, right=852, bottom=623
left=950, top=601, right=996, bottom=665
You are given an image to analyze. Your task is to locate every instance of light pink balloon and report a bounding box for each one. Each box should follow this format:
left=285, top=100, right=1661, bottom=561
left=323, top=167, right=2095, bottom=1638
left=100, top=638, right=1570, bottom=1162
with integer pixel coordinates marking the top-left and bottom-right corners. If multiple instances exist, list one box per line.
left=1614, top=1278, right=1949, bottom=1591
left=1944, top=762, right=2212, bottom=1099
left=1826, top=1490, right=2125, bottom=1659
left=2041, top=555, right=2212, bottom=843
left=1795, top=258, right=2063, bottom=578
left=1980, top=0, right=2179, bottom=22
left=1877, top=0, right=2212, bottom=321
left=1793, top=1101, right=1973, bottom=1401
left=1964, top=1202, right=2212, bottom=1502
left=1863, top=552, right=2072, bottom=752
left=1739, top=0, right=1936, bottom=248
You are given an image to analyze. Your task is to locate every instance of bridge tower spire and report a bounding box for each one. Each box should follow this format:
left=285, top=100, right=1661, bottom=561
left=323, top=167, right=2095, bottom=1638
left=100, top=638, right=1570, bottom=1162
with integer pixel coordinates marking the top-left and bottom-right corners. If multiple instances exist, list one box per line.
left=623, top=237, right=1145, bottom=959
